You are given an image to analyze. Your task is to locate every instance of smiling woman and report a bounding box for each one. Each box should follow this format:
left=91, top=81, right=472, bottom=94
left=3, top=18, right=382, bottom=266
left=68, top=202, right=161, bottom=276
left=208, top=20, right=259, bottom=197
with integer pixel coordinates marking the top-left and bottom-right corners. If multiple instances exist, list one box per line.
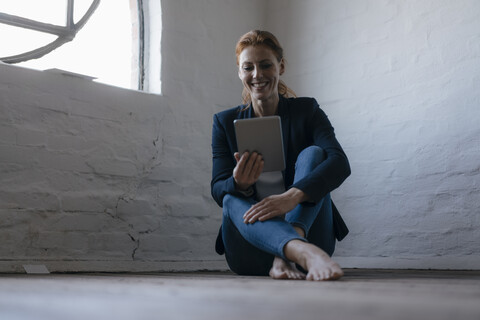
left=211, top=30, right=351, bottom=281
left=0, top=0, right=136, bottom=90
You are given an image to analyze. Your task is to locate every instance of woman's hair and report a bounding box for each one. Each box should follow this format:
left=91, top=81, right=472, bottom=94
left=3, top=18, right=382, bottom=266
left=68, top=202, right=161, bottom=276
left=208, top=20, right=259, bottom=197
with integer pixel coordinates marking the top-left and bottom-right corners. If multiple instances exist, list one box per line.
left=235, top=30, right=296, bottom=105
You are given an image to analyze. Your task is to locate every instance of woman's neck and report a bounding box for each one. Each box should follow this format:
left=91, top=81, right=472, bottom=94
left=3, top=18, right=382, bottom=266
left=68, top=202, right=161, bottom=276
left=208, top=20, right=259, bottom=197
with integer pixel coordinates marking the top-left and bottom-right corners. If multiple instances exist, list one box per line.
left=252, top=95, right=279, bottom=117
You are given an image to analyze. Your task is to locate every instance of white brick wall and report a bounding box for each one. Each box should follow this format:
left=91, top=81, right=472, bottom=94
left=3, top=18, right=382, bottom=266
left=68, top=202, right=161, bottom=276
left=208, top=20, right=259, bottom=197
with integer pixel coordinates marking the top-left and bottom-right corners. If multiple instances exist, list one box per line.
left=0, top=64, right=194, bottom=271
left=268, top=0, right=480, bottom=269
left=1, top=0, right=479, bottom=272
left=0, top=0, right=264, bottom=273
left=0, top=62, right=229, bottom=271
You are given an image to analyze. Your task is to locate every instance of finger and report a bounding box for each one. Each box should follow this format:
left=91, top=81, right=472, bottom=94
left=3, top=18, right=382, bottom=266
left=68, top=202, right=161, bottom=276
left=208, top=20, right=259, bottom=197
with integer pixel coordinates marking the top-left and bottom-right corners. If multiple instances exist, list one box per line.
left=245, top=205, right=276, bottom=223
left=236, top=152, right=249, bottom=175
left=246, top=153, right=262, bottom=180
left=243, top=206, right=261, bottom=223
left=234, top=152, right=241, bottom=163
left=248, top=209, right=273, bottom=223
left=257, top=211, right=276, bottom=221
left=239, top=152, right=253, bottom=176
left=243, top=207, right=257, bottom=222
left=256, top=207, right=280, bottom=222
left=243, top=152, right=259, bottom=178
left=243, top=199, right=265, bottom=219
left=248, top=153, right=262, bottom=175
left=253, top=158, right=264, bottom=180
left=244, top=208, right=262, bottom=223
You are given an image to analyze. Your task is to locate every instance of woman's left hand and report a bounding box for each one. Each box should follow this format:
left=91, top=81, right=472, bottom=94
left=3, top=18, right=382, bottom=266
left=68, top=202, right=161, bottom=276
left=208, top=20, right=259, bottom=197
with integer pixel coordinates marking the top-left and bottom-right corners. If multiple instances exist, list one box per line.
left=243, top=188, right=308, bottom=224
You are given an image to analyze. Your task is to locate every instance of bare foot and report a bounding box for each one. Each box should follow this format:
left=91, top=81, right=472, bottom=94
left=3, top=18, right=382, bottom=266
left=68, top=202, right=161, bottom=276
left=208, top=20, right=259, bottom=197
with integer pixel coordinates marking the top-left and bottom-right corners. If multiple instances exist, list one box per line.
left=269, top=256, right=306, bottom=280
left=304, top=245, right=343, bottom=281
left=284, top=240, right=344, bottom=281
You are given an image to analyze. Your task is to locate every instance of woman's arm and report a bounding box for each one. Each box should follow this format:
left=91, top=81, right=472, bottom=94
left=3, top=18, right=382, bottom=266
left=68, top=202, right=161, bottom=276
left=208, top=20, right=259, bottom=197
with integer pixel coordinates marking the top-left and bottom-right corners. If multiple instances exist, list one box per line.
left=290, top=100, right=351, bottom=203
left=211, top=113, right=237, bottom=207
left=211, top=113, right=263, bottom=207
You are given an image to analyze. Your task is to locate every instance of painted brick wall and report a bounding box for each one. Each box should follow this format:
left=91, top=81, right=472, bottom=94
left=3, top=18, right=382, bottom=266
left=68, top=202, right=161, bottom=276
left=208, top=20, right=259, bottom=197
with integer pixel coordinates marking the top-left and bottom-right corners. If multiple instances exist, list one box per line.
left=0, top=0, right=265, bottom=272
left=0, top=64, right=220, bottom=272
left=1, top=0, right=479, bottom=272
left=268, top=0, right=480, bottom=268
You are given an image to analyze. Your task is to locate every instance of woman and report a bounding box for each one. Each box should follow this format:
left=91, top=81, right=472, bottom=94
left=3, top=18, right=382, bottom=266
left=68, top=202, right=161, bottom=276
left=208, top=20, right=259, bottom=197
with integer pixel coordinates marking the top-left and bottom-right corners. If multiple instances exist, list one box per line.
left=211, top=30, right=350, bottom=281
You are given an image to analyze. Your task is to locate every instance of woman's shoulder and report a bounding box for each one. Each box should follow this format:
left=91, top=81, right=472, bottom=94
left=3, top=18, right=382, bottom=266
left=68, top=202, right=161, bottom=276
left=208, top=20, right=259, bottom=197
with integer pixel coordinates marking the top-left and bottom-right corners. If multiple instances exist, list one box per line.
left=284, top=97, right=318, bottom=106
left=282, top=96, right=323, bottom=115
left=214, top=105, right=245, bottom=120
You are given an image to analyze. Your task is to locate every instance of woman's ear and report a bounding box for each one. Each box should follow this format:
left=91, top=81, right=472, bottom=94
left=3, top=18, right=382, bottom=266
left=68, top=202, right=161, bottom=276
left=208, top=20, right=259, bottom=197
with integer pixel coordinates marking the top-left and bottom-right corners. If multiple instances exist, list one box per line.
left=279, top=58, right=285, bottom=76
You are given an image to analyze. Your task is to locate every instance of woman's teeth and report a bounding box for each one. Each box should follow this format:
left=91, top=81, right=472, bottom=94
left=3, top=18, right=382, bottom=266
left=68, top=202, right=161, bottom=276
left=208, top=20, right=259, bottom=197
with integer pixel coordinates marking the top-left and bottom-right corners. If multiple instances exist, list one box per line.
left=252, top=82, right=267, bottom=88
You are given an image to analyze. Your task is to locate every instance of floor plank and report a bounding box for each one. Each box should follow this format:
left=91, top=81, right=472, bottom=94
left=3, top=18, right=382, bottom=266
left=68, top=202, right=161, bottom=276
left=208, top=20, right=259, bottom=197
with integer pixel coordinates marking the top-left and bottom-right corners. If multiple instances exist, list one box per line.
left=0, top=269, right=479, bottom=320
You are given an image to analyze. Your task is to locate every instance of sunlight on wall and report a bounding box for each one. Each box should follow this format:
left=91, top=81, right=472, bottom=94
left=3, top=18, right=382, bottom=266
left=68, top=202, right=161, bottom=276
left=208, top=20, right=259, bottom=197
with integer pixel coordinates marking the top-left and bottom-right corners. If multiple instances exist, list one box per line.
left=0, top=0, right=133, bottom=89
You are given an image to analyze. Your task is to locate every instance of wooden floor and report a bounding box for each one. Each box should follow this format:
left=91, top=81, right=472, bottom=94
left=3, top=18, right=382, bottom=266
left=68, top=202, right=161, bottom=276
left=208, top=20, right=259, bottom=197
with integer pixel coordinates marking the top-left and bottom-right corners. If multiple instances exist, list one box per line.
left=1, top=269, right=479, bottom=320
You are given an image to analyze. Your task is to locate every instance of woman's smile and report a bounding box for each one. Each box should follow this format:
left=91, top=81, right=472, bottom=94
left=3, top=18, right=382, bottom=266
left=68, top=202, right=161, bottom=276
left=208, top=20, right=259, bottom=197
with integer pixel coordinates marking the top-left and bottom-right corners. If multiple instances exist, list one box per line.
left=252, top=81, right=269, bottom=89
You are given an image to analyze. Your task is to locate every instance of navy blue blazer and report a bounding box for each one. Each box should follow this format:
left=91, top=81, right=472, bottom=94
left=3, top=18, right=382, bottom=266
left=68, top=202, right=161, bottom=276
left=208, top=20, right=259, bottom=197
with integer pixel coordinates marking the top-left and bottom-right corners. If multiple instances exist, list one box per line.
left=211, top=96, right=351, bottom=253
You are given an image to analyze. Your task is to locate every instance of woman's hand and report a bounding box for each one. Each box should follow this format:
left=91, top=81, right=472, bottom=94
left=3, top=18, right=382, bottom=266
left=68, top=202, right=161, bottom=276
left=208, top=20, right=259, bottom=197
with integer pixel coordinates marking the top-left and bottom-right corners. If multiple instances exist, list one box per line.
left=233, top=151, right=264, bottom=191
left=243, top=188, right=308, bottom=224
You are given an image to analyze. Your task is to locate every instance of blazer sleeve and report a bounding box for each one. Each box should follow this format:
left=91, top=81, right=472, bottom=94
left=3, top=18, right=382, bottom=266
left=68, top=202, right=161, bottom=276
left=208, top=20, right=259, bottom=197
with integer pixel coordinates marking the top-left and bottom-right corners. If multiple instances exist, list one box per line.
left=210, top=113, right=240, bottom=207
left=290, top=100, right=351, bottom=203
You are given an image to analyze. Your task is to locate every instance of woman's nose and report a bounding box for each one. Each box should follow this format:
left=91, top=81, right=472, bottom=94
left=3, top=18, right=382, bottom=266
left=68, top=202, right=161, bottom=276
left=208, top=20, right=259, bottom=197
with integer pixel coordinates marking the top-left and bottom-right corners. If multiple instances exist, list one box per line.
left=253, top=66, right=261, bottom=78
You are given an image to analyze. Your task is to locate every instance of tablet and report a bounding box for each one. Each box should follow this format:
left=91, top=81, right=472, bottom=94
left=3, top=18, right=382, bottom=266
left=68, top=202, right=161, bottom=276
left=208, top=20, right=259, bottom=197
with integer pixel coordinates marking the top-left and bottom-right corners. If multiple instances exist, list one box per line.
left=234, top=116, right=285, bottom=172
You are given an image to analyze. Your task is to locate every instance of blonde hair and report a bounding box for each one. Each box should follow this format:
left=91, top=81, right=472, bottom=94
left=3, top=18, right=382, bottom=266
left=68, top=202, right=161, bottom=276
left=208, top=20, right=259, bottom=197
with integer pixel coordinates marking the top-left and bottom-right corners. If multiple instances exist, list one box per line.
left=235, top=30, right=296, bottom=105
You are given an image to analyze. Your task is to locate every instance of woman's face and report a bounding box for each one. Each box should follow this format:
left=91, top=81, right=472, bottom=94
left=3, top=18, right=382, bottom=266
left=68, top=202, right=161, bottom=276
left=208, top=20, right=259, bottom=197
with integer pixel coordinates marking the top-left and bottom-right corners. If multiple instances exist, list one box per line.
left=238, top=45, right=285, bottom=103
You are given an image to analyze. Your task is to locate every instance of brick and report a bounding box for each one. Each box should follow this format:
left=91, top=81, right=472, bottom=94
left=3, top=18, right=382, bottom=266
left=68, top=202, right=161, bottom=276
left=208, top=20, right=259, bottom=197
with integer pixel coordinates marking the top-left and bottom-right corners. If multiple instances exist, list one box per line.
left=0, top=126, right=16, bottom=144
left=0, top=190, right=59, bottom=211
left=61, top=193, right=117, bottom=213
left=0, top=145, right=37, bottom=165
left=16, top=129, right=46, bottom=147
left=36, top=149, right=92, bottom=173
left=33, top=231, right=89, bottom=252
left=86, top=232, right=137, bottom=256
left=85, top=158, right=138, bottom=177
left=46, top=134, right=96, bottom=152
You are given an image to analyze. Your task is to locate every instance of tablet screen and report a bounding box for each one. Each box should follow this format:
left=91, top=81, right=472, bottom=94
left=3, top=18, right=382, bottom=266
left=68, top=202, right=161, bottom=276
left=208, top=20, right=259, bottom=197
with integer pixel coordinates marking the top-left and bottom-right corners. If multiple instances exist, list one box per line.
left=234, top=116, right=285, bottom=172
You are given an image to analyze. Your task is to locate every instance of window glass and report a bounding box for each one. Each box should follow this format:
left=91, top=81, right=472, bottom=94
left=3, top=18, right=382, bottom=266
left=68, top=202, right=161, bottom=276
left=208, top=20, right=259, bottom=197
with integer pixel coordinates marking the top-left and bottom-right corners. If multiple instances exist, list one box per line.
left=0, top=0, right=66, bottom=25
left=0, top=24, right=56, bottom=57
left=1, top=0, right=133, bottom=90
left=74, top=0, right=94, bottom=22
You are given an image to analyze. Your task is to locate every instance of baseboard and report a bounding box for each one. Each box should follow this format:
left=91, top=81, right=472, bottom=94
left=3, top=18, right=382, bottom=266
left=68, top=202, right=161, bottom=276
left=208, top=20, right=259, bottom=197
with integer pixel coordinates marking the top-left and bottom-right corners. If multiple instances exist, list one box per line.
left=334, top=256, right=480, bottom=270
left=1, top=256, right=478, bottom=273
left=0, top=259, right=230, bottom=273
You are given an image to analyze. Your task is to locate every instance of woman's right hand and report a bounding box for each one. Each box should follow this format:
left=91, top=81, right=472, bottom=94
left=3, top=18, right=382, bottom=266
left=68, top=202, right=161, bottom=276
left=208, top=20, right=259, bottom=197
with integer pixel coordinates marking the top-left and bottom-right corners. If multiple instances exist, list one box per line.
left=233, top=151, right=264, bottom=191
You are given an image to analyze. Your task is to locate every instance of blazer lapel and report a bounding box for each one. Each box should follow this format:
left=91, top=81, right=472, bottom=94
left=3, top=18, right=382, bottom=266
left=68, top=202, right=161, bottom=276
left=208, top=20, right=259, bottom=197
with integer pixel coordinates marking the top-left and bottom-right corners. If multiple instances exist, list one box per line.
left=278, top=97, right=290, bottom=165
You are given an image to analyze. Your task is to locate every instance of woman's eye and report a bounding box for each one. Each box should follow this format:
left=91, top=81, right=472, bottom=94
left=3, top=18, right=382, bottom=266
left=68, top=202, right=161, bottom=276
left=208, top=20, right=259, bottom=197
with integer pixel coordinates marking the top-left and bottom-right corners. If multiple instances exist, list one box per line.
left=261, top=64, right=272, bottom=69
left=243, top=66, right=253, bottom=71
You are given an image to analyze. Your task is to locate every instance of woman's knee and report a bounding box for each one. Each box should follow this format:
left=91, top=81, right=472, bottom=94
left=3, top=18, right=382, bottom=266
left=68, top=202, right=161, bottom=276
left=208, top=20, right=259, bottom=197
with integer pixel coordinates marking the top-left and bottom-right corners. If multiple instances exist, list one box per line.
left=222, top=194, right=256, bottom=219
left=299, top=146, right=325, bottom=163
left=295, top=146, right=326, bottom=173
left=222, top=194, right=233, bottom=208
left=222, top=194, right=239, bottom=218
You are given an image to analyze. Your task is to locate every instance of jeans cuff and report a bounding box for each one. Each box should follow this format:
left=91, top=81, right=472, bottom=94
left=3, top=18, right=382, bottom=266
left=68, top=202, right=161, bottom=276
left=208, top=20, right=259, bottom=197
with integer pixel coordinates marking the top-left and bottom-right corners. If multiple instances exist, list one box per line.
left=278, top=236, right=307, bottom=261
left=289, top=222, right=309, bottom=238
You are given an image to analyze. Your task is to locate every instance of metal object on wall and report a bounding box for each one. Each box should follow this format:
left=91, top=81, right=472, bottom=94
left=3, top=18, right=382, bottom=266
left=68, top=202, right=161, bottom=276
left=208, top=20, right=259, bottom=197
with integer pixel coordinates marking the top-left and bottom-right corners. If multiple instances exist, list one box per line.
left=0, top=0, right=101, bottom=64
left=136, top=0, right=145, bottom=91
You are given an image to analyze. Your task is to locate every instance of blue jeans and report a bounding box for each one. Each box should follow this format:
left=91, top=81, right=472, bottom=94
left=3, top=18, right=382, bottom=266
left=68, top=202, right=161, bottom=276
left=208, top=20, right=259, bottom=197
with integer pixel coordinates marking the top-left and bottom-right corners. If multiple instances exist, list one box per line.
left=221, top=146, right=336, bottom=276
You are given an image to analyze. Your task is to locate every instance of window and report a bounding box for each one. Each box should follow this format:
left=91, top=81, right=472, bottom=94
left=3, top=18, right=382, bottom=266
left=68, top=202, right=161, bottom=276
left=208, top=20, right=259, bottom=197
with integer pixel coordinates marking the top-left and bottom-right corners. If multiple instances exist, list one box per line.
left=0, top=0, right=140, bottom=90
